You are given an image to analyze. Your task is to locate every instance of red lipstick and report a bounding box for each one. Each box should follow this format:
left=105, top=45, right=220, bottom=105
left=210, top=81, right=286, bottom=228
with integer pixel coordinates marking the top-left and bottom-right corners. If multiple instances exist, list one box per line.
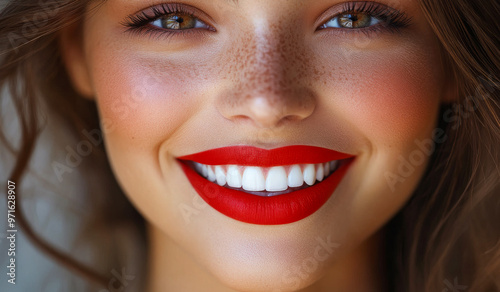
left=178, top=146, right=354, bottom=225
left=178, top=145, right=353, bottom=166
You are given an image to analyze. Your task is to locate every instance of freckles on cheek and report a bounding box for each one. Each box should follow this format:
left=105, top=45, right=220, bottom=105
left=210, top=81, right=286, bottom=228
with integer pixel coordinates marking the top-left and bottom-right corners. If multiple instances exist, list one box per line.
left=92, top=56, right=195, bottom=147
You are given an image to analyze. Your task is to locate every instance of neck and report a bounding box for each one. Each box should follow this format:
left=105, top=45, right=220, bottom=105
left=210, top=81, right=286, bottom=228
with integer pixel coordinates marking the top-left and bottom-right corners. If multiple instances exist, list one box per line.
left=146, top=225, right=387, bottom=292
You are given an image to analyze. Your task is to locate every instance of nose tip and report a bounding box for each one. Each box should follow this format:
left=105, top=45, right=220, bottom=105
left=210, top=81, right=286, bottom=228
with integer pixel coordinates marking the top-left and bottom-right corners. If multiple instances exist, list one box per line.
left=217, top=80, right=317, bottom=128
left=236, top=94, right=315, bottom=128
left=217, top=74, right=317, bottom=129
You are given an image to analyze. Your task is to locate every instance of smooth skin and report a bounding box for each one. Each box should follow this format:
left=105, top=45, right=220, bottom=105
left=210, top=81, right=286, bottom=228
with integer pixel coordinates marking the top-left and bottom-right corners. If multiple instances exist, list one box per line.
left=61, top=0, right=454, bottom=291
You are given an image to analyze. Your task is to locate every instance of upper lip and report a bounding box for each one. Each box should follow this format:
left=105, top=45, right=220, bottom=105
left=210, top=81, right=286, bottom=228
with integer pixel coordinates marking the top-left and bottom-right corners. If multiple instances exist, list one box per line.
left=177, top=145, right=354, bottom=166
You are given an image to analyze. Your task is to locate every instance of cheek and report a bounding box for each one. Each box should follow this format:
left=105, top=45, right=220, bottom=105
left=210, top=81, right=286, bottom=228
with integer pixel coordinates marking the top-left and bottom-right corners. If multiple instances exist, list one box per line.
left=87, top=44, right=226, bottom=176
left=91, top=55, right=194, bottom=147
left=86, top=50, right=220, bottom=228
left=318, top=45, right=444, bottom=149
left=311, top=42, right=445, bottom=240
left=86, top=48, right=214, bottom=198
left=357, top=58, right=441, bottom=146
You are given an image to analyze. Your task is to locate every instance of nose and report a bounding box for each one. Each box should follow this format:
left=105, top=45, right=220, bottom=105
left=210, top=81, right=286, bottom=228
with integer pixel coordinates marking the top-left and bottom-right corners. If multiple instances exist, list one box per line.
left=216, top=24, right=316, bottom=128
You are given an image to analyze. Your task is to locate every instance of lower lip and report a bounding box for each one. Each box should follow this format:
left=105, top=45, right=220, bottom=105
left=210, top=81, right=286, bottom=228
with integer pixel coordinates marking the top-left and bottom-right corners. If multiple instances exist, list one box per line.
left=179, top=160, right=353, bottom=225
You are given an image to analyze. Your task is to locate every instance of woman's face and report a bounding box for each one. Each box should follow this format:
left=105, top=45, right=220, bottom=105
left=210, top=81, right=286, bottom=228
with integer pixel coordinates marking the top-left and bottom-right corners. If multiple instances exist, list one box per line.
left=64, top=0, right=450, bottom=290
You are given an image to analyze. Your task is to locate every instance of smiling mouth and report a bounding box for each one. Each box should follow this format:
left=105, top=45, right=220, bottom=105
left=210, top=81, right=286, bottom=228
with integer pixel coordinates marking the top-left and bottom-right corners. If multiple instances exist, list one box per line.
left=178, top=145, right=355, bottom=225
left=187, top=160, right=348, bottom=197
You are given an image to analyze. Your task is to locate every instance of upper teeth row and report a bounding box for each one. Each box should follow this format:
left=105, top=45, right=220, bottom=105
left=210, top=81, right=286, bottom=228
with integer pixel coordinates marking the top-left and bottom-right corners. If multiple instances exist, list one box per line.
left=194, top=161, right=339, bottom=192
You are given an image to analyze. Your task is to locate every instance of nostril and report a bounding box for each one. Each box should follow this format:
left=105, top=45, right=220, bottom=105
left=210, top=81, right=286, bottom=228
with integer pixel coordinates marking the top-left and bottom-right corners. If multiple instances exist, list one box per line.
left=229, top=115, right=254, bottom=124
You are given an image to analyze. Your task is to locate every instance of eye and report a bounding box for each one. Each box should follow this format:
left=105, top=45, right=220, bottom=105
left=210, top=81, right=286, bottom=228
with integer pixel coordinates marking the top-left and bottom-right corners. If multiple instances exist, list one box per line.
left=316, top=2, right=412, bottom=33
left=151, top=13, right=210, bottom=30
left=122, top=3, right=216, bottom=38
left=321, top=12, right=381, bottom=29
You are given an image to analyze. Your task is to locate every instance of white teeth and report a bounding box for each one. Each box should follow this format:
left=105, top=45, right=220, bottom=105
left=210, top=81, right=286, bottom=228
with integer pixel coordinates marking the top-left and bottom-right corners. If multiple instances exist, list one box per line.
left=226, top=165, right=242, bottom=188
left=192, top=160, right=342, bottom=193
left=303, top=164, right=316, bottom=186
left=266, top=166, right=288, bottom=192
left=242, top=167, right=266, bottom=191
left=201, top=164, right=209, bottom=178
left=215, top=166, right=226, bottom=186
left=207, top=166, right=216, bottom=182
left=316, top=164, right=324, bottom=182
left=324, top=162, right=330, bottom=176
left=288, top=165, right=304, bottom=188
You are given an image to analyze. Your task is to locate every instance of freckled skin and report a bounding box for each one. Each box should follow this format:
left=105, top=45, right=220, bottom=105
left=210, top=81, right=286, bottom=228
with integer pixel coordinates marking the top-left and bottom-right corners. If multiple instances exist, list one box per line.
left=62, top=0, right=451, bottom=291
left=217, top=16, right=319, bottom=127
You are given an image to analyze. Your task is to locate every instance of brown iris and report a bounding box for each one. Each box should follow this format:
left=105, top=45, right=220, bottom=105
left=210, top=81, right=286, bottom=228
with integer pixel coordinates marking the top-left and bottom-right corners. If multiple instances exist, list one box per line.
left=159, top=14, right=197, bottom=30
left=338, top=12, right=373, bottom=28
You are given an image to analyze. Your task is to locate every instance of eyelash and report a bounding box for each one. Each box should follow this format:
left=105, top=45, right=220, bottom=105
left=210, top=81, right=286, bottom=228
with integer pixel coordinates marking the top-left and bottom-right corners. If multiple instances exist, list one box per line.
left=318, top=1, right=412, bottom=35
left=122, top=2, right=412, bottom=39
left=122, top=3, right=213, bottom=39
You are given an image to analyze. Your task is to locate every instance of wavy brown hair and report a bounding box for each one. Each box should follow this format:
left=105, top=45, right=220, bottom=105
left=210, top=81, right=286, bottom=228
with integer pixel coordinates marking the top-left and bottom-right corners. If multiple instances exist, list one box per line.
left=0, top=0, right=145, bottom=289
left=1, top=0, right=499, bottom=291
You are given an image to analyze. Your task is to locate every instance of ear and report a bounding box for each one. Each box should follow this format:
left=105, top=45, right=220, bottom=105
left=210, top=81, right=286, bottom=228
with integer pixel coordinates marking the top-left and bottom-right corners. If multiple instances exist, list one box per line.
left=59, top=22, right=94, bottom=99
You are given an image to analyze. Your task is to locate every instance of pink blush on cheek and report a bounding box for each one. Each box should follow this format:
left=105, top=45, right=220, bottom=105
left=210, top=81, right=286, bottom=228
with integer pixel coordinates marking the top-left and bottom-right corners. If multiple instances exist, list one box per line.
left=336, top=54, right=444, bottom=146
left=91, top=57, right=201, bottom=144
